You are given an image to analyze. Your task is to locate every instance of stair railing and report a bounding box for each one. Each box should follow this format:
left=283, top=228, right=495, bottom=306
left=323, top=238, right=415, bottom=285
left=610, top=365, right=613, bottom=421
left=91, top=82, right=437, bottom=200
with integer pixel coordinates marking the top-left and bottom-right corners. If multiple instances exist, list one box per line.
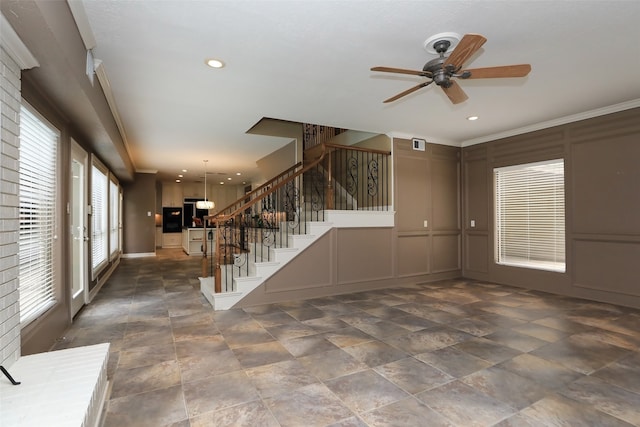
left=202, top=142, right=390, bottom=294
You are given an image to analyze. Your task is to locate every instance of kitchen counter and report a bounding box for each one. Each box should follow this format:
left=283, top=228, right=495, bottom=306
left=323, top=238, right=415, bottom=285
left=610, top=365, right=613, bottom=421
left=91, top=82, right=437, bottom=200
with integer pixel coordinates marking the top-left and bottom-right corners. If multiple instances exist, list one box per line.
left=181, top=227, right=215, bottom=256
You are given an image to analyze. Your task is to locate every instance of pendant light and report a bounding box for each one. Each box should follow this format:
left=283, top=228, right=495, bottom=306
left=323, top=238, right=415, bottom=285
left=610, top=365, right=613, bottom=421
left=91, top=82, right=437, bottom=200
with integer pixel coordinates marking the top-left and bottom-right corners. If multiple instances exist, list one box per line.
left=196, top=160, right=215, bottom=210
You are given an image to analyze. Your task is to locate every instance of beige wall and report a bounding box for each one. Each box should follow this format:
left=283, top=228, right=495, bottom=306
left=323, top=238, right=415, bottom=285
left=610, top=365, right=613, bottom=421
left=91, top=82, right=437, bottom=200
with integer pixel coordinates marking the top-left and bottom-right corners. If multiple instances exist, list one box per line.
left=463, top=107, right=640, bottom=308
left=236, top=138, right=462, bottom=307
left=123, top=173, right=157, bottom=254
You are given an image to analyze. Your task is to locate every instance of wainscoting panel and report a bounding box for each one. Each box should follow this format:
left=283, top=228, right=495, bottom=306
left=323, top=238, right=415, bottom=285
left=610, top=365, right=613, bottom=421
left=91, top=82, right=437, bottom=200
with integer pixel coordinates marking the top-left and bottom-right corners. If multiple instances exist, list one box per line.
left=573, top=239, right=640, bottom=297
left=432, top=233, right=460, bottom=273
left=336, top=228, right=393, bottom=284
left=397, top=234, right=430, bottom=277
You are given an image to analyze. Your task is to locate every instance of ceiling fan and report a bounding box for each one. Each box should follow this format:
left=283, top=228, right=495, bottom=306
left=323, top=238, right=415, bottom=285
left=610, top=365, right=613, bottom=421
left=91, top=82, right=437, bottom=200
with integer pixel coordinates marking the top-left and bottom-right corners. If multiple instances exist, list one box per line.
left=371, top=33, right=531, bottom=104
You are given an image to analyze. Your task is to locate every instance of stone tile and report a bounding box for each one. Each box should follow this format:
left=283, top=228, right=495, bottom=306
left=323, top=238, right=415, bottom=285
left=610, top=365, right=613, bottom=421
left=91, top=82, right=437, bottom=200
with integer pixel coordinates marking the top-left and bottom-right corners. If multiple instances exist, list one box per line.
left=189, top=400, right=279, bottom=427
left=453, top=337, right=522, bottom=364
left=280, top=333, right=339, bottom=357
left=359, top=396, right=453, bottom=427
left=264, top=383, right=354, bottom=427
left=245, top=359, right=318, bottom=398
left=75, top=253, right=640, bottom=427
left=250, top=310, right=297, bottom=327
left=461, top=366, right=549, bottom=410
left=221, top=324, right=275, bottom=349
left=118, top=343, right=177, bottom=370
left=172, top=323, right=219, bottom=341
left=179, top=348, right=242, bottom=383
left=299, top=348, right=369, bottom=381
left=520, top=393, right=634, bottom=427
left=560, top=375, right=640, bottom=425
left=448, top=317, right=498, bottom=337
left=183, top=371, right=259, bottom=417
left=530, top=335, right=631, bottom=374
left=416, top=380, right=516, bottom=427
left=325, top=369, right=409, bottom=414
left=232, top=340, right=294, bottom=369
left=325, top=416, right=369, bottom=427
left=110, top=360, right=182, bottom=399
left=323, top=326, right=375, bottom=347
left=374, top=357, right=454, bottom=394
left=511, top=322, right=569, bottom=342
left=104, top=385, right=188, bottom=427
left=282, top=306, right=327, bottom=321
left=384, top=326, right=473, bottom=355
left=498, top=353, right=583, bottom=390
left=174, top=335, right=228, bottom=358
left=388, top=314, right=437, bottom=332
left=415, top=346, right=493, bottom=378
left=352, top=320, right=412, bottom=340
left=265, top=321, right=318, bottom=341
left=593, top=352, right=640, bottom=394
left=302, top=316, right=350, bottom=332
left=483, top=328, right=549, bottom=352
left=342, top=340, right=409, bottom=368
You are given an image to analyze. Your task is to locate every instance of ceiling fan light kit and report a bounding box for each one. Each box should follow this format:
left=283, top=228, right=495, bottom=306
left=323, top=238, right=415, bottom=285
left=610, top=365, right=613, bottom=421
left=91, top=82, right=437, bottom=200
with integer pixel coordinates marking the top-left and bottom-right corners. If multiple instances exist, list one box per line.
left=372, top=33, right=531, bottom=104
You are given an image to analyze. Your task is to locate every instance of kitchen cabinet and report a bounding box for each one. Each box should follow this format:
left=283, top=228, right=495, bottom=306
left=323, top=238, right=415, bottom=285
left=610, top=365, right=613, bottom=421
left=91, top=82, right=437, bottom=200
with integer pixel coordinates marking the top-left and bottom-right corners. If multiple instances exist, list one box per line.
left=162, top=232, right=181, bottom=248
left=162, top=183, right=183, bottom=207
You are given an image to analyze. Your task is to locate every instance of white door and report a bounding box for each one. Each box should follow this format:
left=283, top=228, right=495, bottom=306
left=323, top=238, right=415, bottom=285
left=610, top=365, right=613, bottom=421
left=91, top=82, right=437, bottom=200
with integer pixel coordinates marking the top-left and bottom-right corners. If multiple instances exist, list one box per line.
left=70, top=140, right=89, bottom=318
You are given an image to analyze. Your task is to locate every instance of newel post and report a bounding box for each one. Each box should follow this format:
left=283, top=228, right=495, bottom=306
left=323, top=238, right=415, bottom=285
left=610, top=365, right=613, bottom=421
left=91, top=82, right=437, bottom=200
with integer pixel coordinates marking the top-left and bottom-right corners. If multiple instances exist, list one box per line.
left=214, top=221, right=222, bottom=293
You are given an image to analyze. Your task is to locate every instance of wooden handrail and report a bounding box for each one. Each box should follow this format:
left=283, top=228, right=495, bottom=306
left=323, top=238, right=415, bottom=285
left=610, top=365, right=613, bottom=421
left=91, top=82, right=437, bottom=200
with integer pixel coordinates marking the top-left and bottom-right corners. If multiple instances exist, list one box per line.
left=209, top=161, right=303, bottom=220
left=202, top=141, right=390, bottom=293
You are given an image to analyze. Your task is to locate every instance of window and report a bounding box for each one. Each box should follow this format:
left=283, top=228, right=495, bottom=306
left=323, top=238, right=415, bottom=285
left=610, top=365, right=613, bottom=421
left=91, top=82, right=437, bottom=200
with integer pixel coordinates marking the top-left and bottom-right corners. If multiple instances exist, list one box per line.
left=18, top=103, right=59, bottom=326
left=91, top=156, right=109, bottom=277
left=109, top=175, right=120, bottom=258
left=494, top=159, right=565, bottom=272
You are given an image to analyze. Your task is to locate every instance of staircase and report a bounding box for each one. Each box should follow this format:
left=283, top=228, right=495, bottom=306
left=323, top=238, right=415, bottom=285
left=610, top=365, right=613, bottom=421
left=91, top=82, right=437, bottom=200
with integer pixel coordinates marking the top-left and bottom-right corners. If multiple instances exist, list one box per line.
left=199, top=140, right=392, bottom=310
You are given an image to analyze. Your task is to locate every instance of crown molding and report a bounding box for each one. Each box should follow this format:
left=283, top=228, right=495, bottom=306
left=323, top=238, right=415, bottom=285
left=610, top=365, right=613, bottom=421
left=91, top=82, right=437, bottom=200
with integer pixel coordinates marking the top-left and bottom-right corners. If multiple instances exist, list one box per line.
left=462, top=99, right=640, bottom=147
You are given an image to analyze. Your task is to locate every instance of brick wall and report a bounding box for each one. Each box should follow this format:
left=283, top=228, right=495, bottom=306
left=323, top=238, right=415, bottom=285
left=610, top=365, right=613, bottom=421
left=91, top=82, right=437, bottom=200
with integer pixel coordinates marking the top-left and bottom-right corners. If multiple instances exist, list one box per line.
left=0, top=45, right=22, bottom=367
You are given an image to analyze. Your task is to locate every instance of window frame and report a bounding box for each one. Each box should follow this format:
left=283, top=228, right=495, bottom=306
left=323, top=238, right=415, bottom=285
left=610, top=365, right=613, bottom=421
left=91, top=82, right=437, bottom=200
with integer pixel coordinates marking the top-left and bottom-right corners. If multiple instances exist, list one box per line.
left=108, top=173, right=121, bottom=260
left=18, top=101, right=62, bottom=327
left=91, top=155, right=110, bottom=279
left=494, top=158, right=566, bottom=273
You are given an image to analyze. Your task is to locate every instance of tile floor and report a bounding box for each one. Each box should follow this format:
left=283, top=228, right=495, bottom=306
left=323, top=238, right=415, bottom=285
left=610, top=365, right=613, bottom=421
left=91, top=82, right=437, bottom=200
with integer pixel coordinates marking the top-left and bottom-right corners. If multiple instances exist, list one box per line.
left=54, top=249, right=640, bottom=426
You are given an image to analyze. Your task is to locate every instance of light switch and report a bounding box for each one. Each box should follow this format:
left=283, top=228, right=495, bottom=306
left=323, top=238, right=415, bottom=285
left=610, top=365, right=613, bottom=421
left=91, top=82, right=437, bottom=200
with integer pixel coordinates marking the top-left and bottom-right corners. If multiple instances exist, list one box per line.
left=470, top=220, right=476, bottom=228
left=147, top=211, right=152, bottom=217
left=423, top=220, right=428, bottom=228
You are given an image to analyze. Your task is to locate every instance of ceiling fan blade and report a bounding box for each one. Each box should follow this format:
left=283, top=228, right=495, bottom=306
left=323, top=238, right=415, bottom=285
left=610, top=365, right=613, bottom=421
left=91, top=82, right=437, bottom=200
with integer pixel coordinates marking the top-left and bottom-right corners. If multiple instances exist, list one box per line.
left=383, top=81, right=432, bottom=103
left=372, top=66, right=430, bottom=77
left=444, top=33, right=487, bottom=70
left=463, top=64, right=531, bottom=79
left=441, top=81, right=468, bottom=104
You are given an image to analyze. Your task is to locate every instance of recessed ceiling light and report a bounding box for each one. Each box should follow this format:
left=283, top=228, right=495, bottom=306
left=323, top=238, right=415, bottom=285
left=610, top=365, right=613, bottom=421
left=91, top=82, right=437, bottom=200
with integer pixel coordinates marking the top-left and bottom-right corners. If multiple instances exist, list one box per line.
left=467, top=116, right=479, bottom=121
left=182, top=169, right=187, bottom=173
left=236, top=172, right=241, bottom=176
left=227, top=177, right=232, bottom=181
left=205, top=58, right=225, bottom=68
left=178, top=174, right=183, bottom=178
left=219, top=181, right=224, bottom=185
left=176, top=179, right=181, bottom=183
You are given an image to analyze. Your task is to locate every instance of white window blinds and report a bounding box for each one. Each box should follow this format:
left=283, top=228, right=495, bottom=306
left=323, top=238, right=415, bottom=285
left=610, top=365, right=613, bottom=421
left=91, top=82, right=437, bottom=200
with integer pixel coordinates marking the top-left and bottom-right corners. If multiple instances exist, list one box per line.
left=91, top=158, right=109, bottom=276
left=19, top=104, right=59, bottom=326
left=109, top=176, right=120, bottom=258
left=494, top=159, right=566, bottom=272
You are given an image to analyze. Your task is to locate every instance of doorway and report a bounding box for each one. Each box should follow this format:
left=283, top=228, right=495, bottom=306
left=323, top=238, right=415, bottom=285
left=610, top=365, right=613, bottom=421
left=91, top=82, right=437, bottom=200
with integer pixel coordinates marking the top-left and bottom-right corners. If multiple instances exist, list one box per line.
left=70, top=140, right=89, bottom=318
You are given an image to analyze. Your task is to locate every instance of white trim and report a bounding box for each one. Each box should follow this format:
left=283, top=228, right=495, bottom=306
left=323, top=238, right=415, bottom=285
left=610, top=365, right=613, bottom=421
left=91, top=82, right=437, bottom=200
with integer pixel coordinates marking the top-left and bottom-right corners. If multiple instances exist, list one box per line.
left=463, top=99, right=640, bottom=147
left=0, top=12, right=39, bottom=70
left=121, top=252, right=156, bottom=259
left=66, top=0, right=97, bottom=50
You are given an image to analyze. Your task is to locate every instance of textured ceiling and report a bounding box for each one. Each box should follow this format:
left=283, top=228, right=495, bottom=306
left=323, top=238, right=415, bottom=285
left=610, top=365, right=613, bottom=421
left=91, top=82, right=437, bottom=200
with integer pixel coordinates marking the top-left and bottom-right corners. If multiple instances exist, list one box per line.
left=78, top=0, right=640, bottom=183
